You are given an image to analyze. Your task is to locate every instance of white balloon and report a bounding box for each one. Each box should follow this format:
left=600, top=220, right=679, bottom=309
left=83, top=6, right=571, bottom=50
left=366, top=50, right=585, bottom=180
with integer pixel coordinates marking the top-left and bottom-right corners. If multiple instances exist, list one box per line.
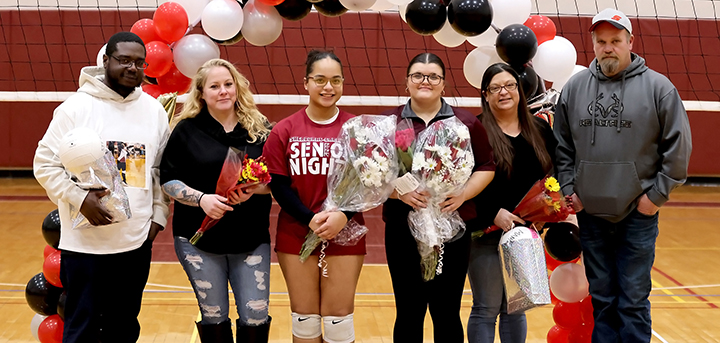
left=340, top=0, right=376, bottom=11
left=370, top=0, right=394, bottom=11
left=173, top=34, right=221, bottom=78
left=399, top=3, right=409, bottom=22
left=491, top=0, right=531, bottom=28
left=30, top=314, right=48, bottom=342
left=433, top=18, right=466, bottom=48
left=242, top=0, right=283, bottom=47
left=463, top=46, right=504, bottom=89
left=202, top=0, right=244, bottom=41
left=551, top=65, right=587, bottom=90
left=168, top=0, right=209, bottom=26
left=467, top=28, right=497, bottom=47
left=96, top=44, right=107, bottom=67
left=388, top=0, right=412, bottom=5
left=532, top=36, right=577, bottom=82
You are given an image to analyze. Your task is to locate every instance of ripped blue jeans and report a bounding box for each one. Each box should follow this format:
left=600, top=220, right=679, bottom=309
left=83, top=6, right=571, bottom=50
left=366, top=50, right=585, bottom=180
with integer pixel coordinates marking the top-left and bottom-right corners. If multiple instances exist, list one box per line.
left=174, top=236, right=271, bottom=326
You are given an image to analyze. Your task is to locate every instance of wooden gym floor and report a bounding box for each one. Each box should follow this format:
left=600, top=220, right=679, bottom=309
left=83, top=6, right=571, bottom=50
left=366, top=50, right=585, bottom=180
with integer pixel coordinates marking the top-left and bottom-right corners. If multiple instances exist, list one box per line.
left=0, top=178, right=718, bottom=342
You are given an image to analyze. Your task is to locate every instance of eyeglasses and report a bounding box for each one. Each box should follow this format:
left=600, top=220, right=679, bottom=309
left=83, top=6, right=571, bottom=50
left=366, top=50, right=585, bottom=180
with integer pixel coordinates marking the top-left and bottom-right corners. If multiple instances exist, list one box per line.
left=306, top=76, right=344, bottom=87
left=486, top=82, right=518, bottom=94
left=110, top=55, right=149, bottom=70
left=408, top=72, right=444, bottom=85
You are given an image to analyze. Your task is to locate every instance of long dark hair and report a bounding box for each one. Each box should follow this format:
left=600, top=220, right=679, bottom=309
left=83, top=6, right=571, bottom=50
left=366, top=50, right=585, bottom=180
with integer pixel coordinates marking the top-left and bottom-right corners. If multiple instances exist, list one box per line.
left=406, top=52, right=446, bottom=76
left=479, top=63, right=552, bottom=176
left=305, top=49, right=343, bottom=77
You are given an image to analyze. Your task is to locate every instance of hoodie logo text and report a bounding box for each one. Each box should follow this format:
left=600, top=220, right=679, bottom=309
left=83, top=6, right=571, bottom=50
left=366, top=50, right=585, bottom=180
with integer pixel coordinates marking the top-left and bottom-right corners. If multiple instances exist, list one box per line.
left=581, top=92, right=632, bottom=128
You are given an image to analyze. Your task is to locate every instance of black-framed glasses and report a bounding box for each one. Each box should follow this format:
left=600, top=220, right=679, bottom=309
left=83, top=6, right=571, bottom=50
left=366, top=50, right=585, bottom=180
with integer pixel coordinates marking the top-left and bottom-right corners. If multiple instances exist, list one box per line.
left=486, top=82, right=518, bottom=94
left=306, top=76, right=344, bottom=87
left=110, top=55, right=149, bottom=70
left=408, top=72, right=444, bottom=85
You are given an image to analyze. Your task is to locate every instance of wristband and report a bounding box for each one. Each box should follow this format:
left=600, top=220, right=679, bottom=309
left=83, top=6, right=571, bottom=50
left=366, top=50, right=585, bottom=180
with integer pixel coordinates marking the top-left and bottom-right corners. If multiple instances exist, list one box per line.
left=197, top=193, right=204, bottom=207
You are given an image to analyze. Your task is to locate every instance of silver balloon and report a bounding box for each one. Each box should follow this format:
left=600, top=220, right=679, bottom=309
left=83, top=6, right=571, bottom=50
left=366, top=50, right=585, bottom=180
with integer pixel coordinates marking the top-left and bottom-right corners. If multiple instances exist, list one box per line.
left=242, top=0, right=283, bottom=47
left=30, top=313, right=47, bottom=342
left=173, top=34, right=221, bottom=78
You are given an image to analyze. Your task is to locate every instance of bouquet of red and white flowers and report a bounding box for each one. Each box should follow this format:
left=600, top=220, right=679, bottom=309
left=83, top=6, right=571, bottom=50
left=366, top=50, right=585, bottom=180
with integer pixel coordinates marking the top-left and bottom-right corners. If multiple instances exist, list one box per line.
left=473, top=175, right=572, bottom=239
left=190, top=148, right=271, bottom=245
left=299, top=115, right=398, bottom=264
left=395, top=118, right=416, bottom=176
left=408, top=117, right=475, bottom=281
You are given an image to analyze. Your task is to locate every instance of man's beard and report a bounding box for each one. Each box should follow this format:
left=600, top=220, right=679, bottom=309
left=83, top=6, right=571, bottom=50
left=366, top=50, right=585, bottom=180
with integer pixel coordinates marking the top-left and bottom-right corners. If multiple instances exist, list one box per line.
left=599, top=56, right=620, bottom=76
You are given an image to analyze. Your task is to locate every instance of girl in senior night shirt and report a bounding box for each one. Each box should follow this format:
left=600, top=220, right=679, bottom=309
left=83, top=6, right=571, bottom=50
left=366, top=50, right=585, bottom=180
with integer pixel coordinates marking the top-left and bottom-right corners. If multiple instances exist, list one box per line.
left=263, top=50, right=364, bottom=343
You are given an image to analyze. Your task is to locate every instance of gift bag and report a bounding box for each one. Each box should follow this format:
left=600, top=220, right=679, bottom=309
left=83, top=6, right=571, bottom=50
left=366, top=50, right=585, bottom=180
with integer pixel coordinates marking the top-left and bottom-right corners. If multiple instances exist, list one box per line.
left=499, top=226, right=551, bottom=314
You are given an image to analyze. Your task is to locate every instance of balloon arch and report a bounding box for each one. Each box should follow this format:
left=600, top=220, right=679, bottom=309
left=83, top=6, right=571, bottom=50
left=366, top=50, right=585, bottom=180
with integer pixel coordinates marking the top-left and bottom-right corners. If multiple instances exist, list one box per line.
left=106, top=0, right=587, bottom=99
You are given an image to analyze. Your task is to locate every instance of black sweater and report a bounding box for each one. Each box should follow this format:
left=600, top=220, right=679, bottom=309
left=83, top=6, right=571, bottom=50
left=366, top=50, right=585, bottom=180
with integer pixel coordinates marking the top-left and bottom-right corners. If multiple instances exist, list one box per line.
left=471, top=117, right=558, bottom=236
left=160, top=109, right=272, bottom=254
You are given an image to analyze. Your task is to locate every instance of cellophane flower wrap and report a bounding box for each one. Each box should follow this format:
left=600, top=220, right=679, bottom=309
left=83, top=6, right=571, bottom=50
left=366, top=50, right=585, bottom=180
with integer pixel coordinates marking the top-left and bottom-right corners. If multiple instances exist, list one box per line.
left=189, top=148, right=271, bottom=245
left=474, top=175, right=572, bottom=239
left=68, top=150, right=132, bottom=230
left=299, top=115, right=399, bottom=264
left=408, top=116, right=474, bottom=281
left=395, top=118, right=416, bottom=176
left=499, top=226, right=551, bottom=314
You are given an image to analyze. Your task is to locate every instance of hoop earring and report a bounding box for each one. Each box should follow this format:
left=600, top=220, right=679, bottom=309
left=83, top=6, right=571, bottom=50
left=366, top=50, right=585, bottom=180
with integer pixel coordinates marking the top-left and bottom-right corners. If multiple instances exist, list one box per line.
left=442, top=90, right=446, bottom=96
left=405, top=87, right=409, bottom=93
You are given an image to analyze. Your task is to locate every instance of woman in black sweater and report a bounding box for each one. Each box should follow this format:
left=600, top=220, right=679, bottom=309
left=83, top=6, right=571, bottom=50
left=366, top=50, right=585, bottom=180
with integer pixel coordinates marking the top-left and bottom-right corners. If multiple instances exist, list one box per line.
left=467, top=63, right=557, bottom=343
left=160, top=59, right=272, bottom=343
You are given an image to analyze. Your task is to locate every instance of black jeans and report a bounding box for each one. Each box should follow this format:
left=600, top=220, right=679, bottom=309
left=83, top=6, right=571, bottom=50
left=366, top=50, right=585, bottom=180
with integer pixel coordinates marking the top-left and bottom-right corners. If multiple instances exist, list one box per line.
left=384, top=215, right=471, bottom=343
left=60, top=240, right=153, bottom=343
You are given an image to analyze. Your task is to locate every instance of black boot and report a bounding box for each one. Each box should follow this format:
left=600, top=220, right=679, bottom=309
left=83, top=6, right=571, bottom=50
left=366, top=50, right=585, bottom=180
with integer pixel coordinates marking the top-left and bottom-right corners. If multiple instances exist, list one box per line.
left=196, top=320, right=234, bottom=343
left=236, top=316, right=271, bottom=343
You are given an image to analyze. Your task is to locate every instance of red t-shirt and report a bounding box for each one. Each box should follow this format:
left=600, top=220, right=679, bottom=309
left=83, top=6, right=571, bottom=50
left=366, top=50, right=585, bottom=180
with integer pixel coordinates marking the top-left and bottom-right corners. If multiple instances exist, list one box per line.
left=263, top=108, right=366, bottom=255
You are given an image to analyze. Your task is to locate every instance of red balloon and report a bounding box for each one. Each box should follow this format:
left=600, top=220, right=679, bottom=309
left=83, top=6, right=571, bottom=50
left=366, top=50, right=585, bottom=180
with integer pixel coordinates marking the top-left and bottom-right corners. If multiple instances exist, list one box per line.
left=38, top=314, right=63, bottom=343
left=258, top=0, right=285, bottom=5
left=143, top=41, right=173, bottom=78
left=568, top=323, right=593, bottom=343
left=142, top=84, right=164, bottom=98
left=524, top=15, right=557, bottom=45
left=43, top=245, right=59, bottom=259
left=579, top=295, right=594, bottom=324
left=153, top=2, right=189, bottom=43
left=547, top=325, right=570, bottom=343
left=158, top=63, right=192, bottom=94
left=553, top=301, right=583, bottom=330
left=42, top=251, right=62, bottom=288
left=131, top=19, right=164, bottom=45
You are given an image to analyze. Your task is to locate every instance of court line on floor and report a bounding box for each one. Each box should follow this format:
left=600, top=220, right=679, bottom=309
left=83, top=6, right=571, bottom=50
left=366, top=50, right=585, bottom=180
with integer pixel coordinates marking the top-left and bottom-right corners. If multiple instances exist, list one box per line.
left=652, top=329, right=670, bottom=343
left=652, top=266, right=718, bottom=309
left=651, top=279, right=686, bottom=303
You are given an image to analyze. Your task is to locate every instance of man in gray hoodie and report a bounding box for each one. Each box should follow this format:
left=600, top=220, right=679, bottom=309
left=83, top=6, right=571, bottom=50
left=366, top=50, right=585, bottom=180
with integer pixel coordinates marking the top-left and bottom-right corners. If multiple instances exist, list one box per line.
left=554, top=8, right=692, bottom=343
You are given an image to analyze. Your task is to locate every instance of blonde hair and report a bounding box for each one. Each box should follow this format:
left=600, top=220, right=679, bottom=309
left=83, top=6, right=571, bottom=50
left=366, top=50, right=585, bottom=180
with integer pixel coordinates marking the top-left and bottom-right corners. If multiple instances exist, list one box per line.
left=172, top=59, right=271, bottom=143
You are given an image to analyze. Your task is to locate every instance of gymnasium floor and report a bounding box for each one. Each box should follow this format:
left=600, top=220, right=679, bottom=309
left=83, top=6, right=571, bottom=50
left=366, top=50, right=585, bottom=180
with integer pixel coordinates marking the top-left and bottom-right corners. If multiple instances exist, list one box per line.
left=1, top=178, right=718, bottom=342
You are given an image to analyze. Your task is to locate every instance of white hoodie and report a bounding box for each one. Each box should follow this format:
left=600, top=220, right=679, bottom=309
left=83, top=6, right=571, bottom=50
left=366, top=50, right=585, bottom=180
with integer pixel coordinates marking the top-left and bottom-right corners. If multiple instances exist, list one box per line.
left=34, top=66, right=170, bottom=254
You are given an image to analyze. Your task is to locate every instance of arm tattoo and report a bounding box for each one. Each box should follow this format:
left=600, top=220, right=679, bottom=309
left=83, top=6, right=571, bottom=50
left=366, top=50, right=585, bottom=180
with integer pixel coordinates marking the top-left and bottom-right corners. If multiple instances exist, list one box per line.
left=162, top=180, right=202, bottom=207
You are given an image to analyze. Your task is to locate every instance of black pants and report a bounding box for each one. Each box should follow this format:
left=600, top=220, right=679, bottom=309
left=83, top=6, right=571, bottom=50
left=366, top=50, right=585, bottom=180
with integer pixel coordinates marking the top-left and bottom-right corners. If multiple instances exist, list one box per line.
left=384, top=215, right=471, bottom=343
left=60, top=240, right=153, bottom=343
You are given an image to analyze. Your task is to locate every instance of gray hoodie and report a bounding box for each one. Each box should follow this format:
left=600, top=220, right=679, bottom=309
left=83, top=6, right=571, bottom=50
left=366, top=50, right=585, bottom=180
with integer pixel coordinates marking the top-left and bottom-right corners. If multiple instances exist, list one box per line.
left=554, top=54, right=692, bottom=223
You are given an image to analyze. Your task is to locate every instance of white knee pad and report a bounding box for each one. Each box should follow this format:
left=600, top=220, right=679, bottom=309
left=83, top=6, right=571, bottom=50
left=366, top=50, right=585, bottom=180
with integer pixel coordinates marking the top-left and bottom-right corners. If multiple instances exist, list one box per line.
left=291, top=312, right=321, bottom=339
left=323, top=314, right=355, bottom=343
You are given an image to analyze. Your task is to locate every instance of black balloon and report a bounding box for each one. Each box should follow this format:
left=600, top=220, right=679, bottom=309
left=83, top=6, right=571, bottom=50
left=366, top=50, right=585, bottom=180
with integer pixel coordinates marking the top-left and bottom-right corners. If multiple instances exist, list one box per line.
left=447, top=0, right=492, bottom=37
left=41, top=209, right=61, bottom=249
left=544, top=222, right=582, bottom=262
left=513, top=64, right=539, bottom=100
left=314, top=0, right=347, bottom=17
left=57, top=291, right=67, bottom=321
left=276, top=0, right=312, bottom=21
left=211, top=30, right=244, bottom=46
left=405, top=0, right=447, bottom=35
left=25, top=273, right=63, bottom=316
left=496, top=24, right=538, bottom=66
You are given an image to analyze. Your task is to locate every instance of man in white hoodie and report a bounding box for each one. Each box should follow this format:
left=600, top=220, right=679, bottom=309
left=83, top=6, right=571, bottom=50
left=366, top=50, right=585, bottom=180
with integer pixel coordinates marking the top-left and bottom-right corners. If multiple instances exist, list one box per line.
left=34, top=32, right=170, bottom=343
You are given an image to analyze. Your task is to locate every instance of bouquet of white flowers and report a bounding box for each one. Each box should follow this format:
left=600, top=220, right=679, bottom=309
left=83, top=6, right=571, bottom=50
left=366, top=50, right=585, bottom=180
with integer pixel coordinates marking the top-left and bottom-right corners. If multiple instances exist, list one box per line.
left=407, top=117, right=474, bottom=281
